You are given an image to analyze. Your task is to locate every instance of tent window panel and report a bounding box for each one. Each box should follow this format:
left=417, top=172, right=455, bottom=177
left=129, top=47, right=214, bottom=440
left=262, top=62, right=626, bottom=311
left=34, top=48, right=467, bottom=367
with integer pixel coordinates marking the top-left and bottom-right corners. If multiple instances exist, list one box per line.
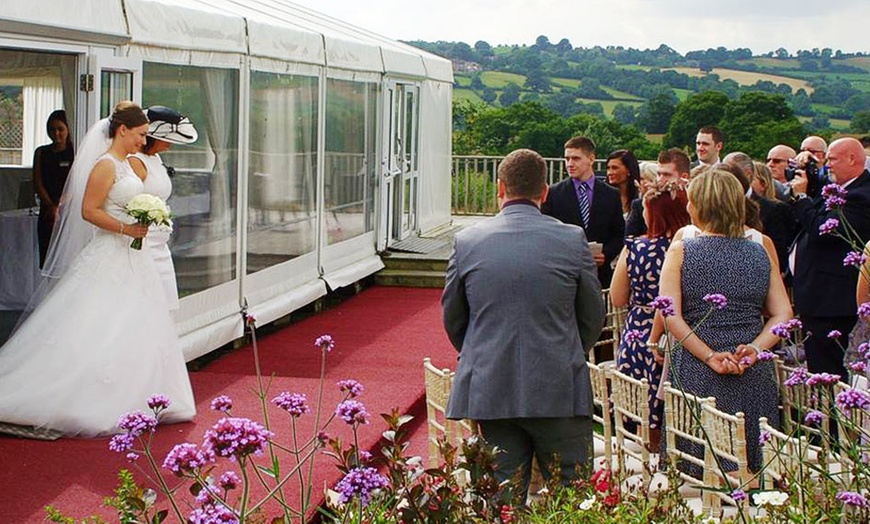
left=142, top=62, right=239, bottom=297
left=324, top=79, right=378, bottom=246
left=246, top=71, right=319, bottom=274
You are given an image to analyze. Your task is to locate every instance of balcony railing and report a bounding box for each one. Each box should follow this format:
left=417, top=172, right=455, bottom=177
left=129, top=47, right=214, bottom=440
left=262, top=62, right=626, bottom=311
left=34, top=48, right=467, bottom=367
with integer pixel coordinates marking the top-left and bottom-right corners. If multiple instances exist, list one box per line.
left=451, top=155, right=608, bottom=215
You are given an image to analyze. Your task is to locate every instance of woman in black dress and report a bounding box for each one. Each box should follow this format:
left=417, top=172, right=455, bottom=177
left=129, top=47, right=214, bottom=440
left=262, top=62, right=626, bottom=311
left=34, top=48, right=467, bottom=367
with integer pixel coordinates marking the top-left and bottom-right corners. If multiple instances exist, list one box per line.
left=32, top=110, right=74, bottom=267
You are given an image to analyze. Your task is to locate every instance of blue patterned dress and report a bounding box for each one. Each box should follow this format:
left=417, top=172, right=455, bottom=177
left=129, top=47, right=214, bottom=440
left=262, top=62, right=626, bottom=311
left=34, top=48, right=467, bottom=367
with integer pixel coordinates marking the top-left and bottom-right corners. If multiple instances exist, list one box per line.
left=670, top=236, right=779, bottom=472
left=616, top=236, right=669, bottom=429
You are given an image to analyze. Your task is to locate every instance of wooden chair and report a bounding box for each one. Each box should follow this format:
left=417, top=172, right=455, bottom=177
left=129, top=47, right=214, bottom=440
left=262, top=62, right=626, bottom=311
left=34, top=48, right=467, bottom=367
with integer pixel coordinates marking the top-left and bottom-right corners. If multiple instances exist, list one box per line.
left=591, top=288, right=627, bottom=365
left=423, top=358, right=476, bottom=467
left=834, top=381, right=870, bottom=484
left=662, top=382, right=716, bottom=515
left=701, top=402, right=752, bottom=518
left=609, top=367, right=652, bottom=484
left=774, top=358, right=833, bottom=455
left=589, top=360, right=615, bottom=471
left=759, top=416, right=809, bottom=505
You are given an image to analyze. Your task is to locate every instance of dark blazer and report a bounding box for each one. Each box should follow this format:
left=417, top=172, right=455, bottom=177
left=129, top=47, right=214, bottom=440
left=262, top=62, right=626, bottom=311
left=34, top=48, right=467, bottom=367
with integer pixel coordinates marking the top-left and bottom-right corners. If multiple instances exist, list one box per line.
left=442, top=203, right=605, bottom=420
left=624, top=197, right=646, bottom=238
left=541, top=177, right=625, bottom=287
left=753, top=194, right=796, bottom=274
left=793, top=171, right=870, bottom=317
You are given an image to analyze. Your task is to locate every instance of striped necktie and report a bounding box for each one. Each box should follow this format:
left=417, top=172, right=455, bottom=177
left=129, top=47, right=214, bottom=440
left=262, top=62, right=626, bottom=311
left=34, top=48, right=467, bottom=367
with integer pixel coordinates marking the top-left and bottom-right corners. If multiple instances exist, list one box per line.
left=577, top=182, right=590, bottom=228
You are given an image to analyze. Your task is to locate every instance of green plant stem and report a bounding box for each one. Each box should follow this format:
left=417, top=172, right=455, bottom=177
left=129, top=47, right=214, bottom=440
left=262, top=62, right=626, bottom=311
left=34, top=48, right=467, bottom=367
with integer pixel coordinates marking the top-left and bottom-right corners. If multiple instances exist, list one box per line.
left=140, top=440, right=185, bottom=523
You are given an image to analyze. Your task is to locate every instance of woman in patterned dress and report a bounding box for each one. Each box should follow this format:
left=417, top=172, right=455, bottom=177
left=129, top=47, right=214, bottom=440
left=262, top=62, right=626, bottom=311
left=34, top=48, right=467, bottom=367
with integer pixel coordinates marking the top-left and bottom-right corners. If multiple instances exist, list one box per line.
left=658, top=169, right=792, bottom=473
left=611, top=181, right=690, bottom=450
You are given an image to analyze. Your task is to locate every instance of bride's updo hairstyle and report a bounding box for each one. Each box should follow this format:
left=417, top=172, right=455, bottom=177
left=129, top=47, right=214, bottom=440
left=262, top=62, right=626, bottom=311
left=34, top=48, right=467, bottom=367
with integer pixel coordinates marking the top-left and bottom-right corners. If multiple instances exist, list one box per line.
left=108, top=101, right=148, bottom=138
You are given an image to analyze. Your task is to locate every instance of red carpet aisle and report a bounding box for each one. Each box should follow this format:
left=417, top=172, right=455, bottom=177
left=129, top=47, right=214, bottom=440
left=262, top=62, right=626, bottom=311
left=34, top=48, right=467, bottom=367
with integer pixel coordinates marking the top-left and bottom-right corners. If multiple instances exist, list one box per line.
left=0, top=286, right=459, bottom=523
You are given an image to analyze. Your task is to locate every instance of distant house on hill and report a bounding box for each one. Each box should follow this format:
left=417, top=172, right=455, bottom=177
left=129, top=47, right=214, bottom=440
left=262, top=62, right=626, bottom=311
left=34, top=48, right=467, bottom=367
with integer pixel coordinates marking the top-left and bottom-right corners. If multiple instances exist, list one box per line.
left=452, top=59, right=482, bottom=73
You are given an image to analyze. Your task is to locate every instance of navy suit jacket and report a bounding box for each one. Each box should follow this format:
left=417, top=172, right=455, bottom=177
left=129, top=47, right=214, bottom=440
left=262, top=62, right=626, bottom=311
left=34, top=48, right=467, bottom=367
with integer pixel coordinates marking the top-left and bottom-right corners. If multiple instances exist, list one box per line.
left=624, top=197, right=646, bottom=238
left=541, top=177, right=625, bottom=287
left=793, top=171, right=870, bottom=317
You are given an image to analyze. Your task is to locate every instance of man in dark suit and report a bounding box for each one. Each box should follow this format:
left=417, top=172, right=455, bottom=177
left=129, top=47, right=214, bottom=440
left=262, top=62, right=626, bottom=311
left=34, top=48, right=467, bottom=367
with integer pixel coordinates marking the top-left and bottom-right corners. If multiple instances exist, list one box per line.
left=443, top=148, right=605, bottom=499
left=541, top=136, right=624, bottom=287
left=624, top=148, right=691, bottom=238
left=791, top=137, right=870, bottom=378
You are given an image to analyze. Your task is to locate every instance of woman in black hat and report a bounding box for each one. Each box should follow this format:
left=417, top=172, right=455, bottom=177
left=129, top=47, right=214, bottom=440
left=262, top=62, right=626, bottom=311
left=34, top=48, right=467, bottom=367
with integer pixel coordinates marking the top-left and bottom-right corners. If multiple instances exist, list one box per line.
left=129, top=106, right=198, bottom=311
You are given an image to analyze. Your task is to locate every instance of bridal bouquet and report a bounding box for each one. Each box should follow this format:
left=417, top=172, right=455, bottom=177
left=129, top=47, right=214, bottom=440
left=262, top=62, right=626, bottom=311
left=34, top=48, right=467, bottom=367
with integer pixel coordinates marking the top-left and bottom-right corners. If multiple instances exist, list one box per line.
left=125, top=193, right=172, bottom=250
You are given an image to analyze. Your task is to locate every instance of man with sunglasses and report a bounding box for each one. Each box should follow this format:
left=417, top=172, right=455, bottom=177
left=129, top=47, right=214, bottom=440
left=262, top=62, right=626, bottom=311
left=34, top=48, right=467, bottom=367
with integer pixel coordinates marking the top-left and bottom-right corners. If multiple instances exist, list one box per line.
left=766, top=144, right=796, bottom=201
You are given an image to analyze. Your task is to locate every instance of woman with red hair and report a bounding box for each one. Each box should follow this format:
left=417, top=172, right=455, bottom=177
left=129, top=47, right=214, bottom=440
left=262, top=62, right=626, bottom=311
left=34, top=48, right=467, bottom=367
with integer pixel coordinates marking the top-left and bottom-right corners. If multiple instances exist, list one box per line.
left=610, top=181, right=690, bottom=449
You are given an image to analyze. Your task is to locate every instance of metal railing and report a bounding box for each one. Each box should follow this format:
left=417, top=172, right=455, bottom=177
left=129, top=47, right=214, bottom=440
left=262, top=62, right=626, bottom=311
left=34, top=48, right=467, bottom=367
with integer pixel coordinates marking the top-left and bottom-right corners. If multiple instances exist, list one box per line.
left=451, top=155, right=607, bottom=215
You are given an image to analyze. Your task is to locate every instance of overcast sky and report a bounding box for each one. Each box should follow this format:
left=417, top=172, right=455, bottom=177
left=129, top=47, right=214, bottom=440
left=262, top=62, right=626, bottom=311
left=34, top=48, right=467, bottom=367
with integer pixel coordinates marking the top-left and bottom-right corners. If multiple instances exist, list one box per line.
left=290, top=0, right=868, bottom=55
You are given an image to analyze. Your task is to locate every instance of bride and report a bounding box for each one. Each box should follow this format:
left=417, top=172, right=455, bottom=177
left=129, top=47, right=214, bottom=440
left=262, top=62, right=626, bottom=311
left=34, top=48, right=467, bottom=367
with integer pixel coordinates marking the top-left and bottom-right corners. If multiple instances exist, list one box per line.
left=0, top=101, right=196, bottom=438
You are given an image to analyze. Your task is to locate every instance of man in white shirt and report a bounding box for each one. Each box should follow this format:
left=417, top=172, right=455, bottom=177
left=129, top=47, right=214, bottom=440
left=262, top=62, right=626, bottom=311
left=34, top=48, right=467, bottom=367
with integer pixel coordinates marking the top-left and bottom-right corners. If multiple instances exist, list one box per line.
left=694, top=126, right=724, bottom=166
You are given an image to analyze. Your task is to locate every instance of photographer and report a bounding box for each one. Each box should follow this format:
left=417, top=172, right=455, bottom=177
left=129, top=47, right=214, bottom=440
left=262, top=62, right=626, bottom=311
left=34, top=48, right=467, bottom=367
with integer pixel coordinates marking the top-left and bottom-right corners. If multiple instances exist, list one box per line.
left=790, top=138, right=870, bottom=378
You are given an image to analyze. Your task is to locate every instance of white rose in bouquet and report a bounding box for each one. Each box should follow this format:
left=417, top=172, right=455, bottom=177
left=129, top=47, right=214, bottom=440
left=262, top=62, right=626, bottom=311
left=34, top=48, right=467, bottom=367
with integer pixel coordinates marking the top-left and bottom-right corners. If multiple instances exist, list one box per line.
left=125, top=193, right=173, bottom=250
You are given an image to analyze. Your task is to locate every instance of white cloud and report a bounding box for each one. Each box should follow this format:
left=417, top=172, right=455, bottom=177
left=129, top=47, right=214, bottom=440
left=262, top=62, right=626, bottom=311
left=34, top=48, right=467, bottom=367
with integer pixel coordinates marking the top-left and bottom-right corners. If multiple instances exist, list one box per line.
left=289, top=0, right=869, bottom=55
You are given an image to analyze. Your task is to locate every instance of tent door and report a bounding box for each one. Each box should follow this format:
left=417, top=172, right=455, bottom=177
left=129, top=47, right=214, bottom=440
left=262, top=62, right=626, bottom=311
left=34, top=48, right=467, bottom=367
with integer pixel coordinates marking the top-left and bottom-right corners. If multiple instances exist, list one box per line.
left=379, top=81, right=419, bottom=250
left=84, top=53, right=142, bottom=124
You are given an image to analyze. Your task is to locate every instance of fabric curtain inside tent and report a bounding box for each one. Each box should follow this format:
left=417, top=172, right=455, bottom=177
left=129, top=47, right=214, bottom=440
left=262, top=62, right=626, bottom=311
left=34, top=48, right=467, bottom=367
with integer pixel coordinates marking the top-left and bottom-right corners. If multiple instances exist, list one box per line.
left=21, top=75, right=62, bottom=167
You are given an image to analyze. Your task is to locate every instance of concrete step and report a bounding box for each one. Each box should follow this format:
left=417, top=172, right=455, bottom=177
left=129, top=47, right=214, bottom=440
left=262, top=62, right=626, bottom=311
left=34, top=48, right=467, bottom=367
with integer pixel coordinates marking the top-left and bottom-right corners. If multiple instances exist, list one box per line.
left=374, top=269, right=446, bottom=288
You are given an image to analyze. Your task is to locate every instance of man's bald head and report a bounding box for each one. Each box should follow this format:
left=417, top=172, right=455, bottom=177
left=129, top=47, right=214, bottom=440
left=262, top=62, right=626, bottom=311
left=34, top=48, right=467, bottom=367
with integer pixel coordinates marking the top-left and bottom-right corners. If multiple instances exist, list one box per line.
left=827, top=138, right=867, bottom=185
left=766, top=144, right=796, bottom=183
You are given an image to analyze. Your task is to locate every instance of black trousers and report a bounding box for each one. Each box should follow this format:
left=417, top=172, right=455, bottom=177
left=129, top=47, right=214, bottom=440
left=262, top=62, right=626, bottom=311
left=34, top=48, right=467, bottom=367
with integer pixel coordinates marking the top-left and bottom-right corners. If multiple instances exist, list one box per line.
left=477, top=416, right=593, bottom=500
left=802, top=315, right=856, bottom=379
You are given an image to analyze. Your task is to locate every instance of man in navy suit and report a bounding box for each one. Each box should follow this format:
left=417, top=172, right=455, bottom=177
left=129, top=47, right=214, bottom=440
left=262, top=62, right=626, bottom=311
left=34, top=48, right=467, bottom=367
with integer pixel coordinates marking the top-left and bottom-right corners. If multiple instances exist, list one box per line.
left=443, top=148, right=604, bottom=499
left=791, top=138, right=870, bottom=378
left=541, top=136, right=624, bottom=288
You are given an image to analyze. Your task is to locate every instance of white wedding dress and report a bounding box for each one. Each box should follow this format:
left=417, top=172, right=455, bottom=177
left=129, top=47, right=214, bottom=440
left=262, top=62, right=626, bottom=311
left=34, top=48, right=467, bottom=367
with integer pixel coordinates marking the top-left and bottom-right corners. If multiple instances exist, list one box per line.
left=0, top=154, right=196, bottom=437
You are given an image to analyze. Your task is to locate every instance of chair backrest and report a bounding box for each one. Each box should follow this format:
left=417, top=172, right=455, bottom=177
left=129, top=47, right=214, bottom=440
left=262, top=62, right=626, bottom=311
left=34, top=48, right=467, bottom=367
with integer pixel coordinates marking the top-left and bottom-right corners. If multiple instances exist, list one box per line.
left=758, top=416, right=808, bottom=504
left=701, top=402, right=751, bottom=517
left=775, top=359, right=832, bottom=452
left=662, top=383, right=715, bottom=482
left=589, top=360, right=614, bottom=470
left=423, top=358, right=476, bottom=467
left=609, top=366, right=652, bottom=483
left=834, top=381, right=870, bottom=483
left=592, top=288, right=627, bottom=364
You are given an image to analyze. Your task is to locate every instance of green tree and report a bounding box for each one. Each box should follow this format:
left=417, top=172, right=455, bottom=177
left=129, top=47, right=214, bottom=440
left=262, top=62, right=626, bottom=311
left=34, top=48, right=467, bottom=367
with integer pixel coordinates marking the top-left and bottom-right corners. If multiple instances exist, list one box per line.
left=499, top=83, right=521, bottom=107
left=470, top=74, right=485, bottom=90
left=524, top=68, right=552, bottom=93
left=850, top=111, right=870, bottom=134
left=663, top=90, right=730, bottom=149
left=636, top=92, right=677, bottom=134
left=481, top=87, right=496, bottom=104
left=719, top=92, right=806, bottom=158
left=612, top=103, right=636, bottom=125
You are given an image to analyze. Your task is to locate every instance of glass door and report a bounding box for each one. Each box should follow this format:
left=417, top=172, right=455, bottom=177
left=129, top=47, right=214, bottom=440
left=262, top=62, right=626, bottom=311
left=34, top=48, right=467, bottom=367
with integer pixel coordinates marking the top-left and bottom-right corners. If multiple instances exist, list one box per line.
left=379, top=81, right=419, bottom=250
left=85, top=53, right=142, bottom=124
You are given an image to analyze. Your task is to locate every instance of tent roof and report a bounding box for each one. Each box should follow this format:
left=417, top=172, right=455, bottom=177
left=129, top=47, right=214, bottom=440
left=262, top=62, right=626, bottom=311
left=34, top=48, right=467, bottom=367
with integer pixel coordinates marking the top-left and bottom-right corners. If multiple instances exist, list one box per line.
left=0, top=0, right=452, bottom=82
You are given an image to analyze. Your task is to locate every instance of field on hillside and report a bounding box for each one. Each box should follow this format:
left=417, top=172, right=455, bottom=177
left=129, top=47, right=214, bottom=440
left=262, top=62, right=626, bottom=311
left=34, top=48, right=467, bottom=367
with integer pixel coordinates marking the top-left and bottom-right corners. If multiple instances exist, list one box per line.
left=665, top=67, right=813, bottom=93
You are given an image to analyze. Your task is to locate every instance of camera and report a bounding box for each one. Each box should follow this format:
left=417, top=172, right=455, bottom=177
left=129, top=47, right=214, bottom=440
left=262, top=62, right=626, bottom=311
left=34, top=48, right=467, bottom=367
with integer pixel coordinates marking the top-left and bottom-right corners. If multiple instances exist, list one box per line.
left=785, top=159, right=820, bottom=198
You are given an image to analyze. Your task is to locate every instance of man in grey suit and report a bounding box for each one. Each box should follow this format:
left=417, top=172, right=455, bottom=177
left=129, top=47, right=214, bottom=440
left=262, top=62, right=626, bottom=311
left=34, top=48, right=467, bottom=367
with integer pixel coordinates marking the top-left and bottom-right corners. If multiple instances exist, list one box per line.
left=442, top=148, right=605, bottom=498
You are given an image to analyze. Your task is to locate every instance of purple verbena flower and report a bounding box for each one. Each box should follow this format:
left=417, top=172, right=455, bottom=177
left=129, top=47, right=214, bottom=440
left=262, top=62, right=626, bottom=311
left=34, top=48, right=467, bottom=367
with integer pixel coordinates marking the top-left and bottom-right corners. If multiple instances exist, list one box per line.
left=359, top=450, right=372, bottom=463
left=739, top=356, right=752, bottom=367
left=850, top=361, right=867, bottom=374
left=649, top=296, right=675, bottom=317
left=272, top=392, right=310, bottom=417
left=804, top=410, right=826, bottom=426
left=806, top=373, right=841, bottom=387
left=219, top=471, right=240, bottom=491
left=203, top=417, right=273, bottom=461
left=859, top=302, right=870, bottom=318
left=784, top=366, right=809, bottom=387
left=771, top=318, right=803, bottom=338
left=757, top=351, right=776, bottom=362
left=844, top=251, right=867, bottom=268
left=210, top=395, right=233, bottom=413
left=836, top=387, right=870, bottom=416
left=337, top=379, right=365, bottom=398
left=162, top=442, right=215, bottom=475
left=188, top=502, right=240, bottom=524
left=336, top=399, right=370, bottom=425
left=117, top=410, right=158, bottom=436
left=731, top=489, right=747, bottom=503
left=703, top=293, right=728, bottom=310
left=860, top=342, right=870, bottom=360
left=819, top=218, right=840, bottom=235
left=334, top=466, right=390, bottom=506
left=623, top=329, right=643, bottom=345
left=828, top=330, right=843, bottom=339
left=315, top=334, right=335, bottom=352
left=126, top=452, right=140, bottom=463
left=109, top=433, right=135, bottom=453
left=759, top=431, right=772, bottom=445
left=837, top=491, right=869, bottom=509
left=147, top=394, right=171, bottom=412
left=822, top=184, right=848, bottom=210
left=825, top=195, right=847, bottom=211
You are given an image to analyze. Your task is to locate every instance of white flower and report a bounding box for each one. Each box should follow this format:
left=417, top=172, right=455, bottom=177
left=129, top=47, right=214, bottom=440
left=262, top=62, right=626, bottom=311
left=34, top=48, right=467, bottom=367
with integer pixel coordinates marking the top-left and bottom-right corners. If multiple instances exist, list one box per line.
left=752, top=490, right=789, bottom=506
left=579, top=495, right=596, bottom=510
left=126, top=193, right=172, bottom=226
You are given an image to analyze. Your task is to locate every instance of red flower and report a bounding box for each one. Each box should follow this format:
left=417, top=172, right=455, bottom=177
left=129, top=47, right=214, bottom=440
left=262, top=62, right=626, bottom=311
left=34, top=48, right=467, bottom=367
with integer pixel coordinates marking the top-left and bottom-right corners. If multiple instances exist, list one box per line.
left=500, top=505, right=516, bottom=523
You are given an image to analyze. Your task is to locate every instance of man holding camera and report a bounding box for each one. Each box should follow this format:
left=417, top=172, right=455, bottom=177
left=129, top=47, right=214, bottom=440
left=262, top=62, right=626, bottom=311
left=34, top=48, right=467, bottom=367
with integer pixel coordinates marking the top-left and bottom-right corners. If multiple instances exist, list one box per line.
left=790, top=137, right=870, bottom=378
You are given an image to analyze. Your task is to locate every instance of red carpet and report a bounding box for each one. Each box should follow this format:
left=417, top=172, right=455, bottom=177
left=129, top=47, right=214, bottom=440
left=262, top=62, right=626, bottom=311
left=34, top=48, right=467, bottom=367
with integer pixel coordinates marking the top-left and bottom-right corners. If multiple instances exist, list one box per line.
left=0, top=286, right=459, bottom=523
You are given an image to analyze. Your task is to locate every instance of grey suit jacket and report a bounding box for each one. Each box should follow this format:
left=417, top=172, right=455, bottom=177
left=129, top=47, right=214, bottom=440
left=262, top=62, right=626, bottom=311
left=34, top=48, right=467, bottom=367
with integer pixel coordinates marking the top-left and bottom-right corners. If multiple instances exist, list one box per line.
left=442, top=202, right=605, bottom=421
